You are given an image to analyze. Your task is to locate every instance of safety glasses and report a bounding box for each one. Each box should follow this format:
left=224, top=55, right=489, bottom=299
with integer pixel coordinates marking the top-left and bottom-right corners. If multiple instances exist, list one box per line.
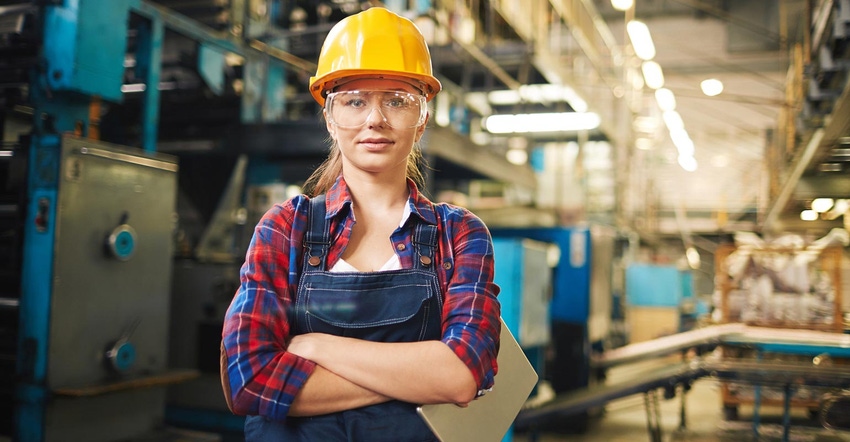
left=325, top=90, right=427, bottom=129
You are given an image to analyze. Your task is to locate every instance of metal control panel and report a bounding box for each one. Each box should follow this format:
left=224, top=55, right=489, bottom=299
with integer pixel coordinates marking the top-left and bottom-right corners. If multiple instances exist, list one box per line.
left=48, top=136, right=178, bottom=389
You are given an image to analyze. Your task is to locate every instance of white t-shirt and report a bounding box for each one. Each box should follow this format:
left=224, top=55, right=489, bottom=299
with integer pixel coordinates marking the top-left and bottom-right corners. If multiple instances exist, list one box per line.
left=329, top=203, right=411, bottom=273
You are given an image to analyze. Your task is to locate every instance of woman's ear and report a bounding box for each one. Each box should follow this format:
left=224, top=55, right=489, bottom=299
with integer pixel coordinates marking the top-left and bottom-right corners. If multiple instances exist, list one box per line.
left=415, top=113, right=430, bottom=142
left=324, top=110, right=336, bottom=139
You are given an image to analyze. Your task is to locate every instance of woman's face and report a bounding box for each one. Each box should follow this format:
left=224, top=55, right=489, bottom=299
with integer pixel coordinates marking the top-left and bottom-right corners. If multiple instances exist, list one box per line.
left=325, top=77, right=429, bottom=179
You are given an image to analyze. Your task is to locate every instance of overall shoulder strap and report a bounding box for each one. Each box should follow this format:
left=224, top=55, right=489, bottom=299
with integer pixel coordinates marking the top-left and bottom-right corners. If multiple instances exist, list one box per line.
left=303, top=194, right=330, bottom=271
left=411, top=205, right=439, bottom=269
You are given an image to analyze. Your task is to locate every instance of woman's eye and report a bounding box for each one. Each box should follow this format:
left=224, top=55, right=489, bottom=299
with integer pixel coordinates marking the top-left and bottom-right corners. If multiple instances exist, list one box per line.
left=386, top=98, right=407, bottom=108
left=346, top=98, right=366, bottom=108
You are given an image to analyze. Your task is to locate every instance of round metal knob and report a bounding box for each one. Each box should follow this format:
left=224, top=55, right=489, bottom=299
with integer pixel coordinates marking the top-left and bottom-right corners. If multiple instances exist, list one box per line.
left=107, top=224, right=137, bottom=261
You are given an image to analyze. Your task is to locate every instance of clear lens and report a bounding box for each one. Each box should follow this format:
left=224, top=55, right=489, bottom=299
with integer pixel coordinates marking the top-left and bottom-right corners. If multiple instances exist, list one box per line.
left=326, top=90, right=427, bottom=128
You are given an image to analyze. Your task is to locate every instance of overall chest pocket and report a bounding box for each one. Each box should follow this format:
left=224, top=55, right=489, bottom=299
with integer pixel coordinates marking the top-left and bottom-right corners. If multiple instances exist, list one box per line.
left=299, top=270, right=440, bottom=342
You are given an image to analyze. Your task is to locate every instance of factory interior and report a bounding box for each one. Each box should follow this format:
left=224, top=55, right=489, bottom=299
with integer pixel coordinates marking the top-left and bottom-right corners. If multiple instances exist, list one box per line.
left=2, top=0, right=850, bottom=441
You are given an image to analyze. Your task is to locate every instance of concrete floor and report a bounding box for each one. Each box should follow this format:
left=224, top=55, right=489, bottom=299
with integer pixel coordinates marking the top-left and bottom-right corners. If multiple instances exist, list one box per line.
left=513, top=357, right=850, bottom=442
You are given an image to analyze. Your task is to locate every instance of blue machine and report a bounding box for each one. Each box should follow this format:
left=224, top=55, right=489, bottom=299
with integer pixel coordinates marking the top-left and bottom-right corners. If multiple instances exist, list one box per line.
left=492, top=237, right=552, bottom=441
left=491, top=225, right=618, bottom=432
left=493, top=237, right=552, bottom=376
left=5, top=1, right=295, bottom=440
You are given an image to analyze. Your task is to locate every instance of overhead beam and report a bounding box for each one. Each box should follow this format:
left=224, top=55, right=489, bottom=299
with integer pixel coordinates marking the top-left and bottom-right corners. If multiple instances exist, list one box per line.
left=423, top=127, right=537, bottom=191
left=762, top=128, right=824, bottom=232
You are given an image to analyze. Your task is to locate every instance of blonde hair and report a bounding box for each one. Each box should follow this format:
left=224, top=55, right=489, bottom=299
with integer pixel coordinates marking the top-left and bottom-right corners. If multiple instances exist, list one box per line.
left=302, top=140, right=427, bottom=197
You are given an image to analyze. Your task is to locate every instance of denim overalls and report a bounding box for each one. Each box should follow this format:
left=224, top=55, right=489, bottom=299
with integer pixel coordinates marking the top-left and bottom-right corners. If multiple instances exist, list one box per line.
left=245, top=195, right=443, bottom=441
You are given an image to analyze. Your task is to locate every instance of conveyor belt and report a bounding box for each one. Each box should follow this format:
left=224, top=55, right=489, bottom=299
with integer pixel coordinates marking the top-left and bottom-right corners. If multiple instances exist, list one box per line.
left=515, top=361, right=705, bottom=430
left=519, top=326, right=850, bottom=434
left=517, top=357, right=850, bottom=430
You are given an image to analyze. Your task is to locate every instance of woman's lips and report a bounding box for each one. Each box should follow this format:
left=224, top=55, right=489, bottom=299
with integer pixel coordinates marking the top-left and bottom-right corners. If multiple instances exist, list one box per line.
left=360, top=138, right=393, bottom=150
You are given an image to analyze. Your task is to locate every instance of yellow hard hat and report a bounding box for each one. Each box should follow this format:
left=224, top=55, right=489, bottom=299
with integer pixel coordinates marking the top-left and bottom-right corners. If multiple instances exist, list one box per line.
left=309, top=7, right=442, bottom=106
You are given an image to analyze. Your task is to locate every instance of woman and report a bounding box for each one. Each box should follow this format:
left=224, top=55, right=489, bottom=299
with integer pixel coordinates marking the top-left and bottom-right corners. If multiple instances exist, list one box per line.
left=221, top=7, right=500, bottom=441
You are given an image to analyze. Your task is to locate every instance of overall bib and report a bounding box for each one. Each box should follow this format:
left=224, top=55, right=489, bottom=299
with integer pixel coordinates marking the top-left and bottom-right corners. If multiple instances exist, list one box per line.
left=245, top=196, right=443, bottom=441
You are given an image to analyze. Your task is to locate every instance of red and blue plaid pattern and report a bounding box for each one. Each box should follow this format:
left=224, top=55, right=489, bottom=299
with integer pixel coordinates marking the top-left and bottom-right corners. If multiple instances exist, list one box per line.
left=222, top=177, right=500, bottom=419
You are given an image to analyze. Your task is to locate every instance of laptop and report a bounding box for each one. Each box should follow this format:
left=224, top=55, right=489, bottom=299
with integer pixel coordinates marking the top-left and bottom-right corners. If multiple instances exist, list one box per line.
left=417, top=318, right=539, bottom=442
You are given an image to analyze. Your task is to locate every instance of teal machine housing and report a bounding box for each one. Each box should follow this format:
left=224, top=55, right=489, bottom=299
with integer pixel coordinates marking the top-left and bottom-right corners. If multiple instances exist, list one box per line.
left=491, top=226, right=616, bottom=432
left=492, top=237, right=552, bottom=441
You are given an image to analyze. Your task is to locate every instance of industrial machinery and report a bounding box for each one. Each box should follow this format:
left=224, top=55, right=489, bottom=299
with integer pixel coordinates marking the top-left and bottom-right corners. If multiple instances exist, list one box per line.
left=491, top=225, right=620, bottom=432
left=15, top=136, right=185, bottom=441
left=0, top=1, right=246, bottom=440
left=516, top=324, right=850, bottom=442
left=491, top=237, right=553, bottom=441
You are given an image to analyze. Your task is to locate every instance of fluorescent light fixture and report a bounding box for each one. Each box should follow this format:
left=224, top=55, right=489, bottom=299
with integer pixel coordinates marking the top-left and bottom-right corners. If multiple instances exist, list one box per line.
left=678, top=154, right=697, bottom=172
left=811, top=198, right=834, bottom=213
left=483, top=112, right=601, bottom=134
left=641, top=61, right=664, bottom=89
left=700, top=78, right=723, bottom=96
left=800, top=209, right=818, bottom=221
left=633, top=116, right=660, bottom=133
left=670, top=129, right=694, bottom=157
left=635, top=137, right=653, bottom=150
left=627, top=21, right=656, bottom=60
left=487, top=84, right=588, bottom=112
left=506, top=148, right=528, bottom=165
left=662, top=110, right=684, bottom=131
left=435, top=93, right=451, bottom=127
left=611, top=0, right=634, bottom=11
left=488, top=89, right=520, bottom=105
left=655, top=88, right=676, bottom=111
left=685, top=246, right=700, bottom=269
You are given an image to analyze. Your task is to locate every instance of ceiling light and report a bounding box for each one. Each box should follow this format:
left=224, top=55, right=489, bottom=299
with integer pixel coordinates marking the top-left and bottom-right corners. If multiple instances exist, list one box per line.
left=670, top=129, right=694, bottom=157
left=435, top=93, right=451, bottom=127
left=700, top=78, right=723, bottom=96
left=488, top=90, right=520, bottom=105
left=662, top=110, right=684, bottom=131
left=641, top=61, right=664, bottom=89
left=685, top=246, right=700, bottom=269
left=635, top=137, right=654, bottom=150
left=819, top=163, right=843, bottom=172
left=506, top=148, right=528, bottom=165
left=655, top=88, right=676, bottom=111
left=611, top=0, right=633, bottom=11
left=678, top=154, right=697, bottom=172
left=627, top=21, right=656, bottom=61
left=800, top=209, right=818, bottom=221
left=486, top=84, right=588, bottom=112
left=812, top=198, right=835, bottom=213
left=483, top=112, right=601, bottom=134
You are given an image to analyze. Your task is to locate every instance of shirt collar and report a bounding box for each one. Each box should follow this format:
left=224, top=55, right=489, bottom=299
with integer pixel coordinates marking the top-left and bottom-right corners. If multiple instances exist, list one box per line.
left=325, top=176, right=437, bottom=225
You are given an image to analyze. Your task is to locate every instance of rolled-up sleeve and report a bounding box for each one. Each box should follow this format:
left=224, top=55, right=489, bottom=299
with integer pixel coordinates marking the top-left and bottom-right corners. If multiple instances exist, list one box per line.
left=221, top=196, right=316, bottom=419
left=436, top=205, right=501, bottom=393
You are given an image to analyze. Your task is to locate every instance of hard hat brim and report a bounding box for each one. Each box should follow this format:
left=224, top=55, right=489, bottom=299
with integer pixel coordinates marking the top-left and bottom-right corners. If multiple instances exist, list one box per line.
left=310, top=70, right=442, bottom=106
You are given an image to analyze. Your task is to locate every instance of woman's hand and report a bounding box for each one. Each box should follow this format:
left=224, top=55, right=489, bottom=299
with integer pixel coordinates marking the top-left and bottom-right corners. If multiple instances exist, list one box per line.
left=287, top=333, right=477, bottom=405
left=286, top=333, right=326, bottom=361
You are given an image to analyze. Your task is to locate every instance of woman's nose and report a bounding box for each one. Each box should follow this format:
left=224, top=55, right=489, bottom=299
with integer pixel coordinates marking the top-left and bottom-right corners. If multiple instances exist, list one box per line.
left=364, top=106, right=388, bottom=127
